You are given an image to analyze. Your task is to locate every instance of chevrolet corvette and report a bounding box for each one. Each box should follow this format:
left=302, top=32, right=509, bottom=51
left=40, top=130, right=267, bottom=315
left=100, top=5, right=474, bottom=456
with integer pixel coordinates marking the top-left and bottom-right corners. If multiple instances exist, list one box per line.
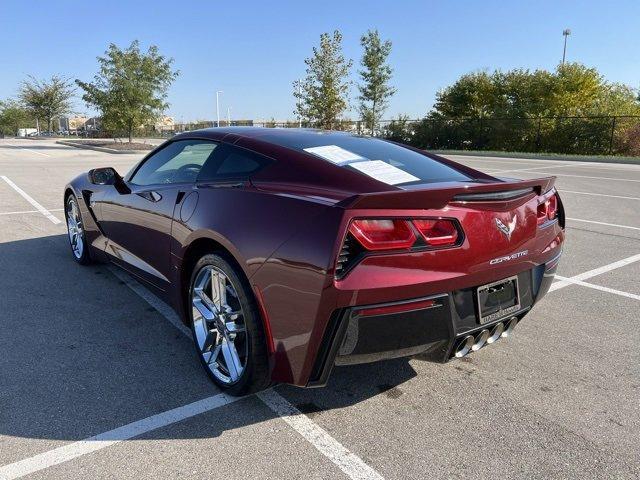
left=64, top=128, right=564, bottom=395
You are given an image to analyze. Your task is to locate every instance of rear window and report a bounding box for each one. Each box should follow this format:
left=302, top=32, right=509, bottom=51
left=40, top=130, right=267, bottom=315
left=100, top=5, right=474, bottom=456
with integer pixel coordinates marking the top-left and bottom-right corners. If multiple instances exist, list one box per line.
left=260, top=132, right=470, bottom=185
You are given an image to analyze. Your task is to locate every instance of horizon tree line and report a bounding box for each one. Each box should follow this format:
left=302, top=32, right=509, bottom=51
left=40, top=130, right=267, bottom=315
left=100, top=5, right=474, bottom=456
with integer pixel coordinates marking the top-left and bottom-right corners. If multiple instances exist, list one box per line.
left=1, top=35, right=639, bottom=155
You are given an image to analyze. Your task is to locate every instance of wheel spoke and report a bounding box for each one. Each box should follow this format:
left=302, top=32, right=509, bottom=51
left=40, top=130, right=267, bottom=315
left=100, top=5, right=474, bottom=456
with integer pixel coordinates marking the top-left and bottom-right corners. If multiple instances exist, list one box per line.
left=211, top=270, right=227, bottom=311
left=225, top=321, right=245, bottom=334
left=201, top=329, right=218, bottom=353
left=194, top=287, right=216, bottom=311
left=192, top=295, right=215, bottom=321
left=207, top=343, right=222, bottom=365
left=221, top=337, right=242, bottom=382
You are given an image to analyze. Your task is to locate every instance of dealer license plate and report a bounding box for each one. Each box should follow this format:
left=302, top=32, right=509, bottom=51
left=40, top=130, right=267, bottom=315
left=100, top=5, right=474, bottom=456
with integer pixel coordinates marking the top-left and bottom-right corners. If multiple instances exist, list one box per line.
left=476, top=276, right=521, bottom=324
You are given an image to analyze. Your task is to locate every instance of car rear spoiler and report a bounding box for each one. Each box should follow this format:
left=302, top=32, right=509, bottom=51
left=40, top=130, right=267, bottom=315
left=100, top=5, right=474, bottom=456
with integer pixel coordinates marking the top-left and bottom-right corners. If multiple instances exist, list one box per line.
left=337, top=177, right=556, bottom=210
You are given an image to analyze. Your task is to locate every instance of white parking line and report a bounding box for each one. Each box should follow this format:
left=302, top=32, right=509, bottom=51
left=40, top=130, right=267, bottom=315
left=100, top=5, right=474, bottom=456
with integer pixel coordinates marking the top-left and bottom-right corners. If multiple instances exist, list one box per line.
left=559, top=190, right=640, bottom=201
left=446, top=155, right=569, bottom=165
left=0, top=176, right=61, bottom=224
left=0, top=393, right=243, bottom=480
left=489, top=163, right=588, bottom=175
left=554, top=275, right=640, bottom=301
left=567, top=217, right=640, bottom=231
left=447, top=155, right=640, bottom=171
left=109, top=266, right=385, bottom=480
left=258, top=390, right=384, bottom=480
left=518, top=172, right=640, bottom=183
left=0, top=208, right=64, bottom=216
left=550, top=253, right=640, bottom=292
left=4, top=144, right=51, bottom=157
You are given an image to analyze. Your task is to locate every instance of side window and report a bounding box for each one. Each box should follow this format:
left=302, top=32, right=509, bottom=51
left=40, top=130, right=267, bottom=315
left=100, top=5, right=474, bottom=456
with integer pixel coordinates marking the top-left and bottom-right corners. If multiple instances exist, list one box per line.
left=197, top=144, right=272, bottom=182
left=130, top=140, right=218, bottom=186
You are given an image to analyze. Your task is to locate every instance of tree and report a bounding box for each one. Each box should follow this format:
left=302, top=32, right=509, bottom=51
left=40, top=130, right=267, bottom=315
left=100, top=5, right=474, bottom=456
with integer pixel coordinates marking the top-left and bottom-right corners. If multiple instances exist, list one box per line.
left=432, top=63, right=640, bottom=119
left=293, top=31, right=352, bottom=130
left=417, top=62, right=640, bottom=154
left=19, top=76, right=74, bottom=132
left=76, top=40, right=179, bottom=142
left=357, top=30, right=395, bottom=135
left=383, top=114, right=413, bottom=144
left=0, top=100, right=34, bottom=135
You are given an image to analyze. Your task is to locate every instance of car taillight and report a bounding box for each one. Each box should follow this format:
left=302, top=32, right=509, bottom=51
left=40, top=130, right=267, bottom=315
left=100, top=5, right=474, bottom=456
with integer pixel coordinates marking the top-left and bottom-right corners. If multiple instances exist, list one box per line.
left=538, top=193, right=559, bottom=225
left=536, top=202, right=547, bottom=225
left=348, top=219, right=416, bottom=251
left=547, top=194, right=558, bottom=220
left=413, top=219, right=459, bottom=246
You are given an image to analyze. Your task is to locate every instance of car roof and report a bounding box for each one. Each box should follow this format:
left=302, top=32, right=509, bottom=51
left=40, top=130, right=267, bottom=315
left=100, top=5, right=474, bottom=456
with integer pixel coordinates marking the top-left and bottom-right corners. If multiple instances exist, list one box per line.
left=174, top=126, right=354, bottom=143
left=170, top=127, right=491, bottom=201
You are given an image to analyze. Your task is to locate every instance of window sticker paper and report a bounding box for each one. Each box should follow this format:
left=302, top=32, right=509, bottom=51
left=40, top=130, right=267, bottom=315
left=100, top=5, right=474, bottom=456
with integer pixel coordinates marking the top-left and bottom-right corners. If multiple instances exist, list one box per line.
left=349, top=160, right=419, bottom=185
left=303, top=145, right=365, bottom=164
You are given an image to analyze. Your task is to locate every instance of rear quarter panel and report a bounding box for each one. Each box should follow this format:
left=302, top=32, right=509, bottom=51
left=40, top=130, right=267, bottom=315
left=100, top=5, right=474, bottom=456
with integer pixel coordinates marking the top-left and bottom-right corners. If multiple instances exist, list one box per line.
left=171, top=185, right=344, bottom=384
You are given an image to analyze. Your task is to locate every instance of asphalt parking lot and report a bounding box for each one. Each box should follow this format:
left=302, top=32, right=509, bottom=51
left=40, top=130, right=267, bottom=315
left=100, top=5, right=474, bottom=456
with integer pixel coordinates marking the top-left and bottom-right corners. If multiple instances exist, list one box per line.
left=0, top=138, right=638, bottom=479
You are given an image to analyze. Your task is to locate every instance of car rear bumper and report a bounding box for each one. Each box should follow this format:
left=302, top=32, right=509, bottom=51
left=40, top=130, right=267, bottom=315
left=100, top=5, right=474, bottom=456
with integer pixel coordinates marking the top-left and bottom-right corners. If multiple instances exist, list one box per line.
left=307, top=253, right=560, bottom=387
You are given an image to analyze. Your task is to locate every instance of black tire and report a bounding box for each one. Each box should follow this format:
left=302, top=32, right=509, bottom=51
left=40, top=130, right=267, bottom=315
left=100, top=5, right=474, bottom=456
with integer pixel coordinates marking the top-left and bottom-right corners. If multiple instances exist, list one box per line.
left=188, top=253, right=271, bottom=395
left=65, top=194, right=92, bottom=265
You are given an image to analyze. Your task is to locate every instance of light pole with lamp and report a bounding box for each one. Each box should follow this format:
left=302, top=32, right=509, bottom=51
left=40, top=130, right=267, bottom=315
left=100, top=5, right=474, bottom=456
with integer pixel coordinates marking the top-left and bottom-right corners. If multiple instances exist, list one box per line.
left=216, top=90, right=223, bottom=127
left=562, top=29, right=571, bottom=65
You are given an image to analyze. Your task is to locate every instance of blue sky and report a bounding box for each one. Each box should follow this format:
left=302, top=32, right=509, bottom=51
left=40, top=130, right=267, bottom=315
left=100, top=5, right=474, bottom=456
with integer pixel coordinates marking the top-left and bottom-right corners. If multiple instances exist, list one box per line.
left=2, top=0, right=638, bottom=122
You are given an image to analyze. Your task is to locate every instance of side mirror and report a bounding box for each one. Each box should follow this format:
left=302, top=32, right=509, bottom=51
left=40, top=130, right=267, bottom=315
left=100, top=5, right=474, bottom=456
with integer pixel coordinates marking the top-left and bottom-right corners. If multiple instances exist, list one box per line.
left=88, top=167, right=131, bottom=194
left=89, top=167, right=119, bottom=185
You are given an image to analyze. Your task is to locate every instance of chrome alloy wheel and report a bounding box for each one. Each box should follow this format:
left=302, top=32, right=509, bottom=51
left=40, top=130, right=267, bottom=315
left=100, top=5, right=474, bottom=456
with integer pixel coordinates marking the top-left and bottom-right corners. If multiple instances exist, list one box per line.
left=66, top=197, right=84, bottom=259
left=191, top=265, right=248, bottom=385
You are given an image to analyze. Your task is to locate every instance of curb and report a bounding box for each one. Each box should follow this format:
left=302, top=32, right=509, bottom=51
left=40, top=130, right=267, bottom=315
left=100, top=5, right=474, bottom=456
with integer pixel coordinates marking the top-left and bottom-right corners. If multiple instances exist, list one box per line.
left=430, top=150, right=640, bottom=165
left=56, top=140, right=150, bottom=154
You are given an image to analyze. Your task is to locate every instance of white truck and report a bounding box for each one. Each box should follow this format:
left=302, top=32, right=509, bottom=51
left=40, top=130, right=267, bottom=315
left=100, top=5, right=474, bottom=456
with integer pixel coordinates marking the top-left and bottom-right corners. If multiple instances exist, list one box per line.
left=17, top=128, right=38, bottom=137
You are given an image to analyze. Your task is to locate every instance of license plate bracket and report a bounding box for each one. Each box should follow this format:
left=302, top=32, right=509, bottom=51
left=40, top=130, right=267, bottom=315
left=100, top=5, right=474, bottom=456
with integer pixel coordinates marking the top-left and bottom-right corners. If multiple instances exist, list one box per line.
left=476, top=275, right=521, bottom=324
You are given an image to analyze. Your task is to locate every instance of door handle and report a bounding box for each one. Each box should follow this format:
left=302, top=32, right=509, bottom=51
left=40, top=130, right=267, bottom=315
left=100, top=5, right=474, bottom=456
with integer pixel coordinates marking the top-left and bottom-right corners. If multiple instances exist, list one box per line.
left=137, top=191, right=162, bottom=202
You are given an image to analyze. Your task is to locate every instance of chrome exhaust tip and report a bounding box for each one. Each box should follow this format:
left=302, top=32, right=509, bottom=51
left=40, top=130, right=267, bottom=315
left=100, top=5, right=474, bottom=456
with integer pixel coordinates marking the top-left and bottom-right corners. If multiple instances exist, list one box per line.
left=472, top=329, right=490, bottom=351
left=487, top=322, right=505, bottom=344
left=454, top=335, right=474, bottom=358
left=501, top=317, right=518, bottom=338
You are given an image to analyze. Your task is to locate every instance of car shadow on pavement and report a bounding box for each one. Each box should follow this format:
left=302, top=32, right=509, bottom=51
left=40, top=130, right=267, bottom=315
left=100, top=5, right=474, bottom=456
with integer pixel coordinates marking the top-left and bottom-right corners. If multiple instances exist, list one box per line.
left=0, top=233, right=417, bottom=445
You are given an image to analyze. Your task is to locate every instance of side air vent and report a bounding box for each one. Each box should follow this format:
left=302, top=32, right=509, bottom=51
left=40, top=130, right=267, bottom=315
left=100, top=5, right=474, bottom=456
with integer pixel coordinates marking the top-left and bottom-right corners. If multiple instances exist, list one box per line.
left=452, top=187, right=534, bottom=202
left=335, top=233, right=363, bottom=279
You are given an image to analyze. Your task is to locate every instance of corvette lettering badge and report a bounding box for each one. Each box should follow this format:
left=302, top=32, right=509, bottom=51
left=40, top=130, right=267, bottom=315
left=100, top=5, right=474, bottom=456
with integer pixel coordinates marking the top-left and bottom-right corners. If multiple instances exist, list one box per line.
left=490, top=250, right=528, bottom=265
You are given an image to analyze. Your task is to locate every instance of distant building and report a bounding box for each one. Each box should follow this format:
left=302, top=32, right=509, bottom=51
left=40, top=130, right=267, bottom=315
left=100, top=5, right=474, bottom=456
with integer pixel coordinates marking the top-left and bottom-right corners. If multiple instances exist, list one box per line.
left=60, top=116, right=91, bottom=131
left=85, top=117, right=101, bottom=131
left=153, top=115, right=175, bottom=132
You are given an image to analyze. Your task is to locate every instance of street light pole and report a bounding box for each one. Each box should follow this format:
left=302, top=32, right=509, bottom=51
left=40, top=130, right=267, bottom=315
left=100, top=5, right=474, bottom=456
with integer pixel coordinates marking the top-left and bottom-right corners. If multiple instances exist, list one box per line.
left=216, top=90, right=223, bottom=127
left=298, top=79, right=302, bottom=128
left=562, top=29, right=571, bottom=65
left=227, top=106, right=231, bottom=127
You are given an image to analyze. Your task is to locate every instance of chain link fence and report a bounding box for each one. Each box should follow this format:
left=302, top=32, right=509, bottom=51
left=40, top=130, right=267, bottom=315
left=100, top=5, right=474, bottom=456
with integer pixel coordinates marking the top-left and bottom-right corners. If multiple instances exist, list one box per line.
left=152, top=115, right=640, bottom=157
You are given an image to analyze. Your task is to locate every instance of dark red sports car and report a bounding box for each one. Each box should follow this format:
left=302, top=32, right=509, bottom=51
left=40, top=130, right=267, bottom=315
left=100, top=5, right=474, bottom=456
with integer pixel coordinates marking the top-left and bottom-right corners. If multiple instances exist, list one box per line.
left=64, top=128, right=564, bottom=395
